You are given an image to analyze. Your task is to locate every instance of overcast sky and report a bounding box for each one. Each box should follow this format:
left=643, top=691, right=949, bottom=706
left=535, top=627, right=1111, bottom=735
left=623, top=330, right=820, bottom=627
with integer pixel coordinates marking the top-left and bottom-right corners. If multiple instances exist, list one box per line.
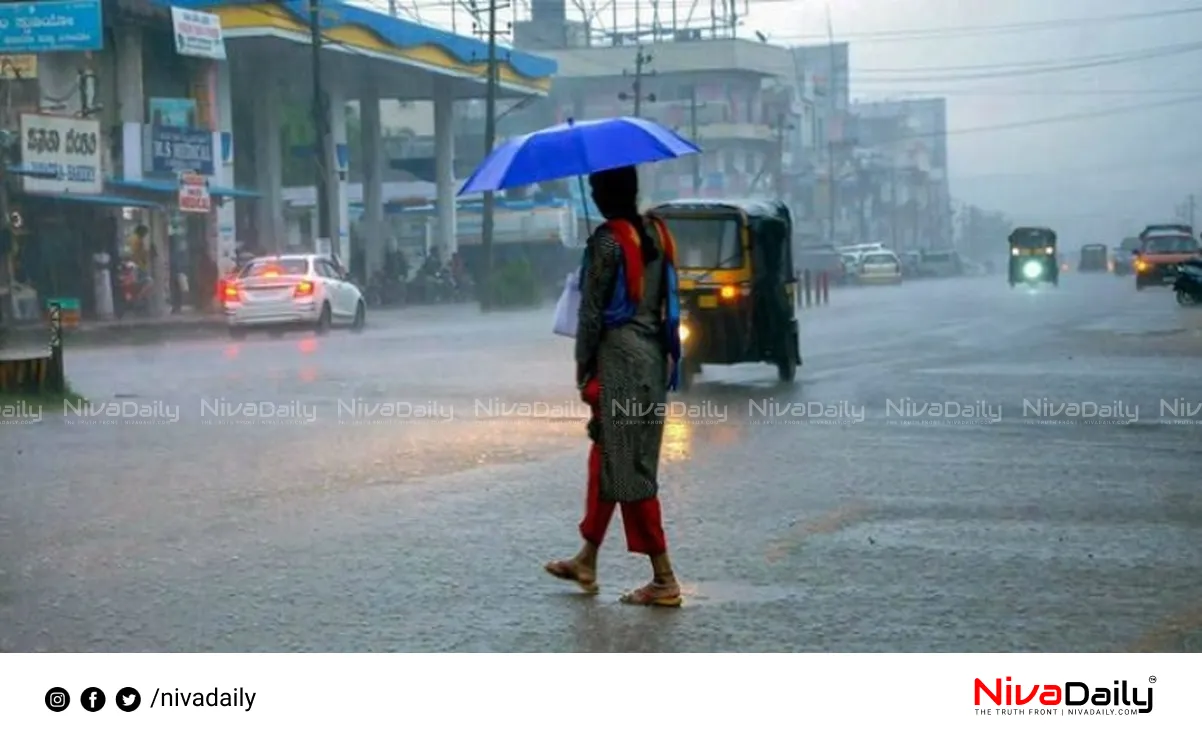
left=379, top=0, right=1202, bottom=244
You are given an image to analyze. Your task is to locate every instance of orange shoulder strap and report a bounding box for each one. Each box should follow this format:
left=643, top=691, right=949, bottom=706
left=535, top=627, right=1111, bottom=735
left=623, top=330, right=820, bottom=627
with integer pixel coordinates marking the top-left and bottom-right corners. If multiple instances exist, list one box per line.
left=647, top=216, right=677, bottom=266
left=603, top=218, right=645, bottom=303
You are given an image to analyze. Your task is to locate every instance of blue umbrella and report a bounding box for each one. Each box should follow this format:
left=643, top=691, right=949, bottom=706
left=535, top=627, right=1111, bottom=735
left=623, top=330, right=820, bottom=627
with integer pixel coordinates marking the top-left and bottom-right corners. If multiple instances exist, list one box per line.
left=458, top=117, right=701, bottom=196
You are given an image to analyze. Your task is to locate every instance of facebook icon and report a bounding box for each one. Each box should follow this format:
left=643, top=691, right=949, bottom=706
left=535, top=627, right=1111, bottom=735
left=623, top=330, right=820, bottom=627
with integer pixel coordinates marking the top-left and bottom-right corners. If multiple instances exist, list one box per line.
left=81, top=687, right=106, bottom=712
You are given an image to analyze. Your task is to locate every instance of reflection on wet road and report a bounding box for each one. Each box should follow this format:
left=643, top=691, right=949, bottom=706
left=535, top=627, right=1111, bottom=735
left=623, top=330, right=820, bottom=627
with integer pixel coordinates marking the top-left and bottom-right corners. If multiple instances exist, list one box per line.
left=2, top=276, right=1200, bottom=651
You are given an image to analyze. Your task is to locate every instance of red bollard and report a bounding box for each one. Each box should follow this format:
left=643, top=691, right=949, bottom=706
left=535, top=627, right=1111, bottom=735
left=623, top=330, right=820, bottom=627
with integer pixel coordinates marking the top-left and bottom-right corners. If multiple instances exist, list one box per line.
left=821, top=272, right=830, bottom=304
left=803, top=269, right=813, bottom=307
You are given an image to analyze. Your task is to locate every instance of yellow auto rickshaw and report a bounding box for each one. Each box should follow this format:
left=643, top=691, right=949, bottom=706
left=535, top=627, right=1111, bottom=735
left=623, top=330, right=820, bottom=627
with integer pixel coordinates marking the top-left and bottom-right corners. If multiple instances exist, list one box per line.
left=1008, top=226, right=1059, bottom=287
left=648, top=198, right=802, bottom=390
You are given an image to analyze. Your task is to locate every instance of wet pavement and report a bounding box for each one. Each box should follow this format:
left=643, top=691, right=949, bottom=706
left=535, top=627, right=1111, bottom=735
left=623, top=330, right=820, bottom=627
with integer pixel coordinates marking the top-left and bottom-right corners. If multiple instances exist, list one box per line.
left=2, top=274, right=1201, bottom=652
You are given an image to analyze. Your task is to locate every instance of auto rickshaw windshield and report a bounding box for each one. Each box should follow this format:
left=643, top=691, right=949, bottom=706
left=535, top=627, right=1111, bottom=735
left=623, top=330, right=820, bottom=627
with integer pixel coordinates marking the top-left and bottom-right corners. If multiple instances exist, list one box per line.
left=662, top=216, right=743, bottom=269
left=1011, top=230, right=1054, bottom=249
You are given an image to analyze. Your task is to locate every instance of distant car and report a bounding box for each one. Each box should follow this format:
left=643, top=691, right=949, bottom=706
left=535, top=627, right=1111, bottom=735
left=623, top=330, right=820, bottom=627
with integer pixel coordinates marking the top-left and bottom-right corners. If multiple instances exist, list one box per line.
left=856, top=249, right=903, bottom=285
left=223, top=254, right=366, bottom=338
left=1113, top=237, right=1138, bottom=275
left=916, top=250, right=964, bottom=278
left=795, top=248, right=846, bottom=286
left=1133, top=224, right=1201, bottom=291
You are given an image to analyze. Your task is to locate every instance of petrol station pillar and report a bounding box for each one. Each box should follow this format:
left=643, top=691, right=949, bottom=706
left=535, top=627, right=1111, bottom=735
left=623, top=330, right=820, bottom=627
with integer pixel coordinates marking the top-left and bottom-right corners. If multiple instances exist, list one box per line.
left=359, top=84, right=385, bottom=277
left=326, top=85, right=351, bottom=270
left=433, top=84, right=457, bottom=261
left=250, top=71, right=284, bottom=251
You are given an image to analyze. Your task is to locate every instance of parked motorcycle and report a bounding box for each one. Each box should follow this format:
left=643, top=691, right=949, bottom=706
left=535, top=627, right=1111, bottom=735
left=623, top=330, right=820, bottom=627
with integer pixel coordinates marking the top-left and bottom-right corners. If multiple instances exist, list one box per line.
left=1173, top=259, right=1202, bottom=306
left=115, top=261, right=153, bottom=318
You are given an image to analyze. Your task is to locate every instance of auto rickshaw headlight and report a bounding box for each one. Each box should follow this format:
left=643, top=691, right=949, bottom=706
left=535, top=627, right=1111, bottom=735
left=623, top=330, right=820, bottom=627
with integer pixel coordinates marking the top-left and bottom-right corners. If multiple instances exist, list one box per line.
left=719, top=285, right=737, bottom=300
left=1011, top=247, right=1020, bottom=256
left=679, top=324, right=690, bottom=343
left=1045, top=246, right=1054, bottom=255
left=1022, top=261, right=1043, bottom=279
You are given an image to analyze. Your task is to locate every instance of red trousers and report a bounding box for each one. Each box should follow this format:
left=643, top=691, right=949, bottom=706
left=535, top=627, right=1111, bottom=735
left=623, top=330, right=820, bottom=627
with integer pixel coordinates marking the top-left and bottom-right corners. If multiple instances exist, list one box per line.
left=578, top=378, right=667, bottom=555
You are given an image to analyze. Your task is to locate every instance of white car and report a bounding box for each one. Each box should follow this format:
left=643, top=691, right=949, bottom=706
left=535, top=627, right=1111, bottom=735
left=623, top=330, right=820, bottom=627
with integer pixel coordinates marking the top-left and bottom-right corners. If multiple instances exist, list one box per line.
left=223, top=254, right=366, bottom=338
left=856, top=249, right=903, bottom=284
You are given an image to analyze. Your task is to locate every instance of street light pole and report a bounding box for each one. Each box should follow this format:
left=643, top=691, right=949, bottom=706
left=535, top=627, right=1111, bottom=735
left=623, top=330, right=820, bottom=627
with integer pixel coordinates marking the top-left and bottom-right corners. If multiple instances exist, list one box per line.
left=308, top=0, right=332, bottom=254
left=481, top=0, right=500, bottom=285
left=690, top=84, right=701, bottom=194
left=620, top=47, right=655, bottom=116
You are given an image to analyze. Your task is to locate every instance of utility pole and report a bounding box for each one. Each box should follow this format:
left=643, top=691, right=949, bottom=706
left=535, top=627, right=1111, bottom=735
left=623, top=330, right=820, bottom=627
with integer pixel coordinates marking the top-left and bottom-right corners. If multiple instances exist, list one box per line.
left=308, top=0, right=332, bottom=255
left=825, top=6, right=838, bottom=245
left=689, top=84, right=701, bottom=194
left=479, top=0, right=508, bottom=294
left=889, top=166, right=899, bottom=253
left=773, top=111, right=795, bottom=201
left=619, top=46, right=656, bottom=116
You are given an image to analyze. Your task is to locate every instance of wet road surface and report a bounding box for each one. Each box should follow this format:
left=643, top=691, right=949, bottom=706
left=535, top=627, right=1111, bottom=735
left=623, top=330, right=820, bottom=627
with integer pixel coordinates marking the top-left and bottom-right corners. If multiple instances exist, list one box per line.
left=2, top=274, right=1201, bottom=651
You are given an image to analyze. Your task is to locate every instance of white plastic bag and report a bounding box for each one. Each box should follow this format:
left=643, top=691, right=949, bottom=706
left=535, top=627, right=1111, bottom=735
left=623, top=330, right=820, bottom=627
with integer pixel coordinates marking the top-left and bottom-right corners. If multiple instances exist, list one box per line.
left=552, top=269, right=581, bottom=338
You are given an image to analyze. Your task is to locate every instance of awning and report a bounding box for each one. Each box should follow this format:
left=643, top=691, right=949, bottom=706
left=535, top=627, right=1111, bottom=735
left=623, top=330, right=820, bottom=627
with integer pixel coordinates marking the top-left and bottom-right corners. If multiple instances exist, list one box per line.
left=106, top=177, right=261, bottom=199
left=23, top=191, right=163, bottom=209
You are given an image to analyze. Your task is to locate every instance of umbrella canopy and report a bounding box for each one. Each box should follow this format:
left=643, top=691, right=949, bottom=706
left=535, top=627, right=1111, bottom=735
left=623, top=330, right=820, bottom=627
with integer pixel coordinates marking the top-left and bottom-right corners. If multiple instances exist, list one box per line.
left=458, top=117, right=701, bottom=196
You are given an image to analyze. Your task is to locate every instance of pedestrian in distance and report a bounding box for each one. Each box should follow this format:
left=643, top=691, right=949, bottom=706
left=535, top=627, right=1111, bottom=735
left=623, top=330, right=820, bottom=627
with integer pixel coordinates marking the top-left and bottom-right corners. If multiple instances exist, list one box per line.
left=544, top=165, right=686, bottom=607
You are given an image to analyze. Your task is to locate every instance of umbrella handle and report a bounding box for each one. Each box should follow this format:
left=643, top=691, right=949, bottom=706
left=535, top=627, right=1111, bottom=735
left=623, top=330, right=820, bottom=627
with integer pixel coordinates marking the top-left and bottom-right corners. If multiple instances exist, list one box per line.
left=577, top=174, right=592, bottom=236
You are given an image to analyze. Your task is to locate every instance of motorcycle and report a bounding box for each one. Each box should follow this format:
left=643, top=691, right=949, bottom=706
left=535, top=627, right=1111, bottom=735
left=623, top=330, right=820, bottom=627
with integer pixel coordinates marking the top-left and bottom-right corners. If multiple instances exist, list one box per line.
left=366, top=267, right=408, bottom=307
left=115, top=261, right=153, bottom=318
left=1173, top=259, right=1202, bottom=306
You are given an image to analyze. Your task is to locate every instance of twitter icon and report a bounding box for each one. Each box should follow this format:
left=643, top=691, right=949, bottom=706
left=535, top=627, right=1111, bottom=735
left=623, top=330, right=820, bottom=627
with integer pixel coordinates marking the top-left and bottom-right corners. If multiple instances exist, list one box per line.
left=116, top=687, right=141, bottom=712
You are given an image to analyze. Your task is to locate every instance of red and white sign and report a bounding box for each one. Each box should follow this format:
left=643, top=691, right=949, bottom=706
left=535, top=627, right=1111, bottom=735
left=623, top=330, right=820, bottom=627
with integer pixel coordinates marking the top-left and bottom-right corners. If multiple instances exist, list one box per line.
left=177, top=172, right=211, bottom=213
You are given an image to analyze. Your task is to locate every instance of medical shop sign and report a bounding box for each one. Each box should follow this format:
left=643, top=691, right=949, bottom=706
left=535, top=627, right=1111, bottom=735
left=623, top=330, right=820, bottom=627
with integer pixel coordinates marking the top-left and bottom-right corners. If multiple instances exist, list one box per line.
left=177, top=172, right=211, bottom=214
left=149, top=125, right=214, bottom=175
left=19, top=113, right=101, bottom=194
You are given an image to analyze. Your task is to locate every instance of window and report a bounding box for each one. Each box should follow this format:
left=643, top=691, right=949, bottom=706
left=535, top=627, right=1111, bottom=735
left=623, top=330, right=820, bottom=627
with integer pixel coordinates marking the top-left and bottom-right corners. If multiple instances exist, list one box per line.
left=662, top=217, right=742, bottom=269
left=240, top=258, right=308, bottom=278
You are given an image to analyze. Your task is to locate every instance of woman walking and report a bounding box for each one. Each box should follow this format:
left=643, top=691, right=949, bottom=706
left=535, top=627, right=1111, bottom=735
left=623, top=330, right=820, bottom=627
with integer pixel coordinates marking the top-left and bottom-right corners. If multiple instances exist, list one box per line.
left=544, top=165, right=684, bottom=607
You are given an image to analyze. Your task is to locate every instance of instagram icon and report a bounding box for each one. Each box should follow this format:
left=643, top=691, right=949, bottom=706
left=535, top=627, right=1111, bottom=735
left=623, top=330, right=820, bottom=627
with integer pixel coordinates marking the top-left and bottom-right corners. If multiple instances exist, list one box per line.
left=45, top=687, right=70, bottom=712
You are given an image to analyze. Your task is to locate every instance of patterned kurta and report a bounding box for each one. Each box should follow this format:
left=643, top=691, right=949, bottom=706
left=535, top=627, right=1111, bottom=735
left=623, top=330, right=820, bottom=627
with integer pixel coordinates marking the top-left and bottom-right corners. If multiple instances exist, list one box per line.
left=575, top=223, right=668, bottom=504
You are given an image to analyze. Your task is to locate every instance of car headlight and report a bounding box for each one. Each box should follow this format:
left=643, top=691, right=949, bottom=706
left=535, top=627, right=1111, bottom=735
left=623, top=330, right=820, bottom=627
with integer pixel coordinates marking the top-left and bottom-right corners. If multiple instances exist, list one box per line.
left=679, top=323, right=691, bottom=342
left=1022, top=261, right=1043, bottom=279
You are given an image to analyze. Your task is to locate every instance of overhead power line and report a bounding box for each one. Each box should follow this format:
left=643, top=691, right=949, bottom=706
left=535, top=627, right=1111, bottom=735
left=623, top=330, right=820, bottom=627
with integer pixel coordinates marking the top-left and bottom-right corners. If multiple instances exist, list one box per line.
left=778, top=5, right=1202, bottom=44
left=873, top=93, right=1202, bottom=144
left=853, top=42, right=1202, bottom=83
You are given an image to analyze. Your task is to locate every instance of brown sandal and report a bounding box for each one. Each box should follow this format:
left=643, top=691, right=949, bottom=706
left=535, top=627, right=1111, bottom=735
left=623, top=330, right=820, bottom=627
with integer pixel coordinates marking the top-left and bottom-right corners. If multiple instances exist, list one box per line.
left=619, top=581, right=682, bottom=607
left=544, top=559, right=599, bottom=594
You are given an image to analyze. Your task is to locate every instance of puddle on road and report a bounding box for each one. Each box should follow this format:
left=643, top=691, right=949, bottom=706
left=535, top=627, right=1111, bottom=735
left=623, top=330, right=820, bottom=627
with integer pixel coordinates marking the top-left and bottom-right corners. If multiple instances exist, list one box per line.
left=681, top=581, right=800, bottom=606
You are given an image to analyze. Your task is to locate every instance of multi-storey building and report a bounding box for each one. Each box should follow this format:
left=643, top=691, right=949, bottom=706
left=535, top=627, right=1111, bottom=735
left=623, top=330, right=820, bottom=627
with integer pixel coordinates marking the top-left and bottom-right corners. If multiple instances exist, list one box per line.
left=849, top=98, right=952, bottom=250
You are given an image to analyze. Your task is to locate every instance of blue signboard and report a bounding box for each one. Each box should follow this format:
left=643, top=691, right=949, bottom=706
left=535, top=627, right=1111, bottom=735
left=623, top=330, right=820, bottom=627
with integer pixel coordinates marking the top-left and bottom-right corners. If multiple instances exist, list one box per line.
left=0, top=0, right=104, bottom=54
left=149, top=125, right=214, bottom=175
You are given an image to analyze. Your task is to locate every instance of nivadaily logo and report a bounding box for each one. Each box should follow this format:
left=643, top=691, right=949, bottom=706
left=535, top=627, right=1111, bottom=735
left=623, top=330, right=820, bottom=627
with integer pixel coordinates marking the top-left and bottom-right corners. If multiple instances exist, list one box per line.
left=974, top=676, right=1153, bottom=715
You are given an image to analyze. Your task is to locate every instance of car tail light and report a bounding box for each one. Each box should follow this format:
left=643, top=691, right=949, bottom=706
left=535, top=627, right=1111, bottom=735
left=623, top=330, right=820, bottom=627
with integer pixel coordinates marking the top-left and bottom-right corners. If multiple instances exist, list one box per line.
left=223, top=284, right=241, bottom=302
left=294, top=280, right=315, bottom=297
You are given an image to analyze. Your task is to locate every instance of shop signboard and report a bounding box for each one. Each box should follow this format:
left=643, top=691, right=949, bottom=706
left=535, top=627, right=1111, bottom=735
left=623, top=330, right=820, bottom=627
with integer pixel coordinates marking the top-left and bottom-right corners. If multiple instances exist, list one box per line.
left=171, top=7, right=226, bottom=60
left=0, top=0, right=104, bottom=54
left=177, top=172, right=211, bottom=214
left=149, top=98, right=197, bottom=128
left=19, top=113, right=101, bottom=194
left=148, top=125, right=214, bottom=175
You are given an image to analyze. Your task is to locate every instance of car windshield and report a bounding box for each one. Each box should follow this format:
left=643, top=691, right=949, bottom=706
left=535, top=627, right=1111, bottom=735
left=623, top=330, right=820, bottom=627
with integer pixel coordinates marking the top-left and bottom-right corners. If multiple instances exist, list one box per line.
left=663, top=217, right=742, bottom=269
left=862, top=253, right=897, bottom=266
left=1142, top=235, right=1197, bottom=254
left=240, top=258, right=309, bottom=278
